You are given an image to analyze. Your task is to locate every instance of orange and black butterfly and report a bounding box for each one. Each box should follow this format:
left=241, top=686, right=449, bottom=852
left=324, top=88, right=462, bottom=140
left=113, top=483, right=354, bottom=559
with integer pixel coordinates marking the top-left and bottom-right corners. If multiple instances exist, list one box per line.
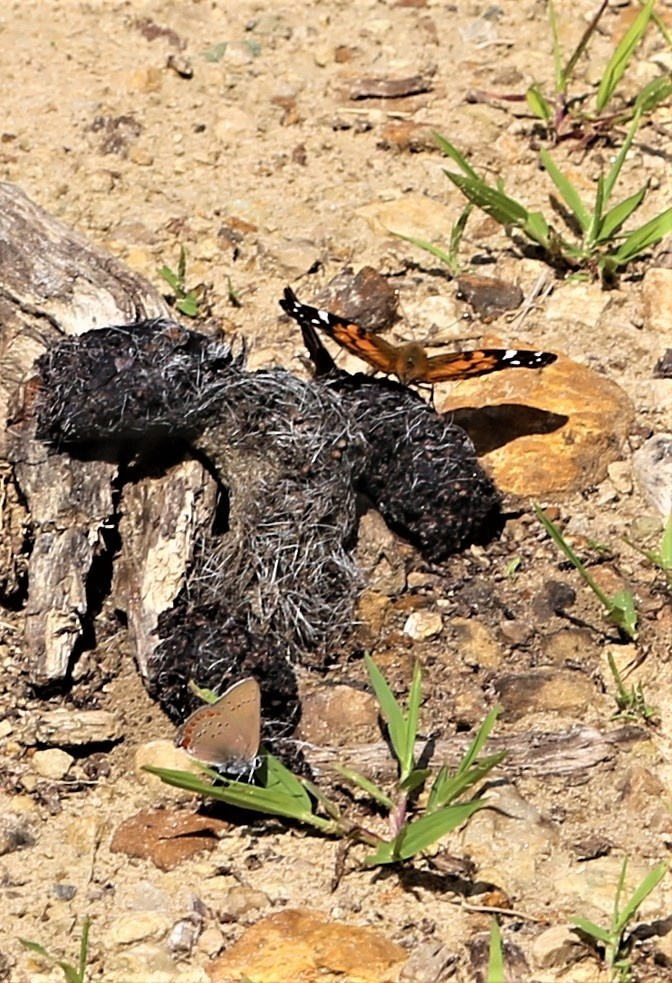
left=280, top=287, right=557, bottom=385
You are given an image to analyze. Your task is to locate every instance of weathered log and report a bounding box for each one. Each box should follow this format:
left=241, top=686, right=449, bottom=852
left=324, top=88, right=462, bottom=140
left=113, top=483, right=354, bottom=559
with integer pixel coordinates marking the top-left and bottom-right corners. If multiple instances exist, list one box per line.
left=0, top=181, right=212, bottom=684
left=303, top=725, right=645, bottom=780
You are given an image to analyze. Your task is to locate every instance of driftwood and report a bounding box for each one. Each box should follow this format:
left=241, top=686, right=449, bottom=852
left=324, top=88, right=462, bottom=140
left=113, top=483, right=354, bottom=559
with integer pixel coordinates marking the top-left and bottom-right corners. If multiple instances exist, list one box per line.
left=304, top=725, right=646, bottom=780
left=0, top=181, right=214, bottom=684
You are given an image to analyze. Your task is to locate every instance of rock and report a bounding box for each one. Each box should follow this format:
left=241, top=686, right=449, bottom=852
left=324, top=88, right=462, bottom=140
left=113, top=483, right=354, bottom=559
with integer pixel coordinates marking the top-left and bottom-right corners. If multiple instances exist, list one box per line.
left=104, top=942, right=181, bottom=983
left=356, top=194, right=458, bottom=241
left=632, top=433, right=672, bottom=517
left=297, top=683, right=379, bottom=746
left=449, top=618, right=504, bottom=670
left=224, top=884, right=270, bottom=919
left=31, top=748, right=74, bottom=780
left=494, top=669, right=598, bottom=721
left=110, top=808, right=230, bottom=871
left=642, top=268, right=672, bottom=346
left=313, top=267, right=399, bottom=332
left=207, top=909, right=407, bottom=982
left=400, top=941, right=456, bottom=982
left=109, top=912, right=171, bottom=946
left=540, top=629, right=597, bottom=667
left=606, top=460, right=632, bottom=495
left=545, top=281, right=609, bottom=329
left=531, top=925, right=586, bottom=970
left=0, top=792, right=38, bottom=855
left=270, top=240, right=323, bottom=276
left=441, top=354, right=635, bottom=495
left=404, top=610, right=443, bottom=640
left=133, top=740, right=205, bottom=801
left=401, top=294, right=463, bottom=343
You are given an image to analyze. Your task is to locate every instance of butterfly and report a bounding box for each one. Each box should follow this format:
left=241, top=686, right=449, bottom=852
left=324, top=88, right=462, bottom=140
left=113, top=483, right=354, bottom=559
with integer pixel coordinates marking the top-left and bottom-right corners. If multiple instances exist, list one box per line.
left=175, top=677, right=261, bottom=777
left=280, top=287, right=557, bottom=385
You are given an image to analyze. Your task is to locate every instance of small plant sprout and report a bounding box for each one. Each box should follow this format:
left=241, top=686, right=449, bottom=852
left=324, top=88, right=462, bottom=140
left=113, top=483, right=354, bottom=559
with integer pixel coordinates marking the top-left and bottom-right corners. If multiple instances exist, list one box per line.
left=145, top=657, right=505, bottom=866
left=19, top=915, right=91, bottom=983
left=428, top=110, right=672, bottom=281
left=487, top=918, right=505, bottom=983
left=626, top=513, right=672, bottom=588
left=571, top=857, right=667, bottom=982
left=607, top=652, right=657, bottom=724
left=390, top=201, right=474, bottom=277
left=158, top=245, right=204, bottom=318
left=535, top=505, right=638, bottom=641
left=526, top=0, right=670, bottom=143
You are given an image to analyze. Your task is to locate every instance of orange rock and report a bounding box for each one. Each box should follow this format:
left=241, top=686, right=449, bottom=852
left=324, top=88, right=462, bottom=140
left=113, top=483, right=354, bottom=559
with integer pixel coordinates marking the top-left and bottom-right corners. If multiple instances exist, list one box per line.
left=207, top=908, right=407, bottom=983
left=440, top=353, right=634, bottom=495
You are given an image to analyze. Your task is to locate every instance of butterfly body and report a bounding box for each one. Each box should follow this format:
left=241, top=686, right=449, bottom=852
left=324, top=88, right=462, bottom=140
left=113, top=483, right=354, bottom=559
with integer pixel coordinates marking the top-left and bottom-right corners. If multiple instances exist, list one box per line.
left=280, top=287, right=557, bottom=385
left=175, top=677, right=261, bottom=776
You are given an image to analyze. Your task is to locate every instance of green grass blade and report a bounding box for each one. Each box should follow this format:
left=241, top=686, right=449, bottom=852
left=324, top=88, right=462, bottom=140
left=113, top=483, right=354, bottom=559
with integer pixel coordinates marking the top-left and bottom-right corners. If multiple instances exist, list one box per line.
left=588, top=174, right=605, bottom=244
left=596, top=0, right=655, bottom=112
left=18, top=939, right=53, bottom=960
left=526, top=84, right=552, bottom=124
left=612, top=207, right=672, bottom=265
left=364, top=653, right=409, bottom=770
left=571, top=916, right=613, bottom=944
left=158, top=266, right=180, bottom=292
left=602, top=110, right=641, bottom=206
left=614, top=862, right=667, bottom=933
left=661, top=514, right=672, bottom=568
left=534, top=504, right=612, bottom=607
left=487, top=919, right=505, bottom=983
left=548, top=0, right=564, bottom=94
left=77, top=917, right=91, bottom=983
left=596, top=186, right=647, bottom=242
left=332, top=764, right=394, bottom=809
left=607, top=590, right=638, bottom=640
left=391, top=232, right=456, bottom=269
left=392, top=800, right=485, bottom=860
left=428, top=753, right=506, bottom=812
left=539, top=149, right=590, bottom=232
left=634, top=75, right=672, bottom=116
left=445, top=171, right=528, bottom=224
left=402, top=662, right=422, bottom=778
left=433, top=133, right=480, bottom=180
left=143, top=763, right=315, bottom=822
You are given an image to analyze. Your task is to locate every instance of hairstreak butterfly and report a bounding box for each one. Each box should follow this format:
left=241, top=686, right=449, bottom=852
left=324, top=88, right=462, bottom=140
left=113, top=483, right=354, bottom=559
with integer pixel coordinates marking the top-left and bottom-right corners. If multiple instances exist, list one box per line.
left=175, top=677, right=261, bottom=777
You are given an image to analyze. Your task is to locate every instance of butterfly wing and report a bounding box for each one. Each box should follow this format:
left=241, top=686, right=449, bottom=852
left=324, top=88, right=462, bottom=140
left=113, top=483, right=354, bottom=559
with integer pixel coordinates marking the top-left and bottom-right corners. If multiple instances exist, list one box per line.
left=424, top=348, right=557, bottom=383
left=176, top=677, right=261, bottom=768
left=280, top=287, right=399, bottom=375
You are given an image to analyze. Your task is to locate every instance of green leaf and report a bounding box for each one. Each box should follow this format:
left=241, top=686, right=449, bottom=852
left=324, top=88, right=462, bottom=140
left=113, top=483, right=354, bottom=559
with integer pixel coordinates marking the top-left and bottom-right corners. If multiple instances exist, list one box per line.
left=612, top=206, right=672, bottom=265
left=607, top=590, right=638, bottom=640
left=443, top=171, right=530, bottom=228
left=402, top=661, right=422, bottom=780
left=428, top=753, right=505, bottom=813
left=390, top=232, right=456, bottom=269
left=158, top=265, right=179, bottom=292
left=539, top=149, right=590, bottom=233
left=364, top=654, right=408, bottom=772
left=614, top=861, right=667, bottom=933
left=526, top=84, right=552, bottom=124
left=177, top=294, right=199, bottom=318
left=487, top=918, right=505, bottom=983
left=634, top=75, right=672, bottom=116
left=77, top=917, right=91, bottom=983
left=596, top=186, right=647, bottom=242
left=596, top=0, right=655, bottom=112
left=571, top=916, right=613, bottom=944
left=588, top=174, right=606, bottom=245
left=390, top=800, right=485, bottom=861
left=143, top=760, right=318, bottom=823
left=433, top=133, right=480, bottom=180
left=524, top=210, right=552, bottom=248
left=332, top=764, right=394, bottom=809
left=18, top=939, right=53, bottom=960
left=661, top=514, right=672, bottom=568
left=399, top=767, right=431, bottom=796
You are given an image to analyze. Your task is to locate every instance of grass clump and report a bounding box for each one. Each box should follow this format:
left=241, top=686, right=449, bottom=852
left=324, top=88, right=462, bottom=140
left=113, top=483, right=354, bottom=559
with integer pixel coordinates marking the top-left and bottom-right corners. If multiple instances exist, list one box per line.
left=19, top=916, right=91, bottom=983
left=146, top=656, right=504, bottom=866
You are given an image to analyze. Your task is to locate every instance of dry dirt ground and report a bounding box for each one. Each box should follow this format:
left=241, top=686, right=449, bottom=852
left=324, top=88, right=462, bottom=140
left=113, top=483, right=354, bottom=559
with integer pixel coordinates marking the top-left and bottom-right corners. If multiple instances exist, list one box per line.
left=2, top=1, right=672, bottom=981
